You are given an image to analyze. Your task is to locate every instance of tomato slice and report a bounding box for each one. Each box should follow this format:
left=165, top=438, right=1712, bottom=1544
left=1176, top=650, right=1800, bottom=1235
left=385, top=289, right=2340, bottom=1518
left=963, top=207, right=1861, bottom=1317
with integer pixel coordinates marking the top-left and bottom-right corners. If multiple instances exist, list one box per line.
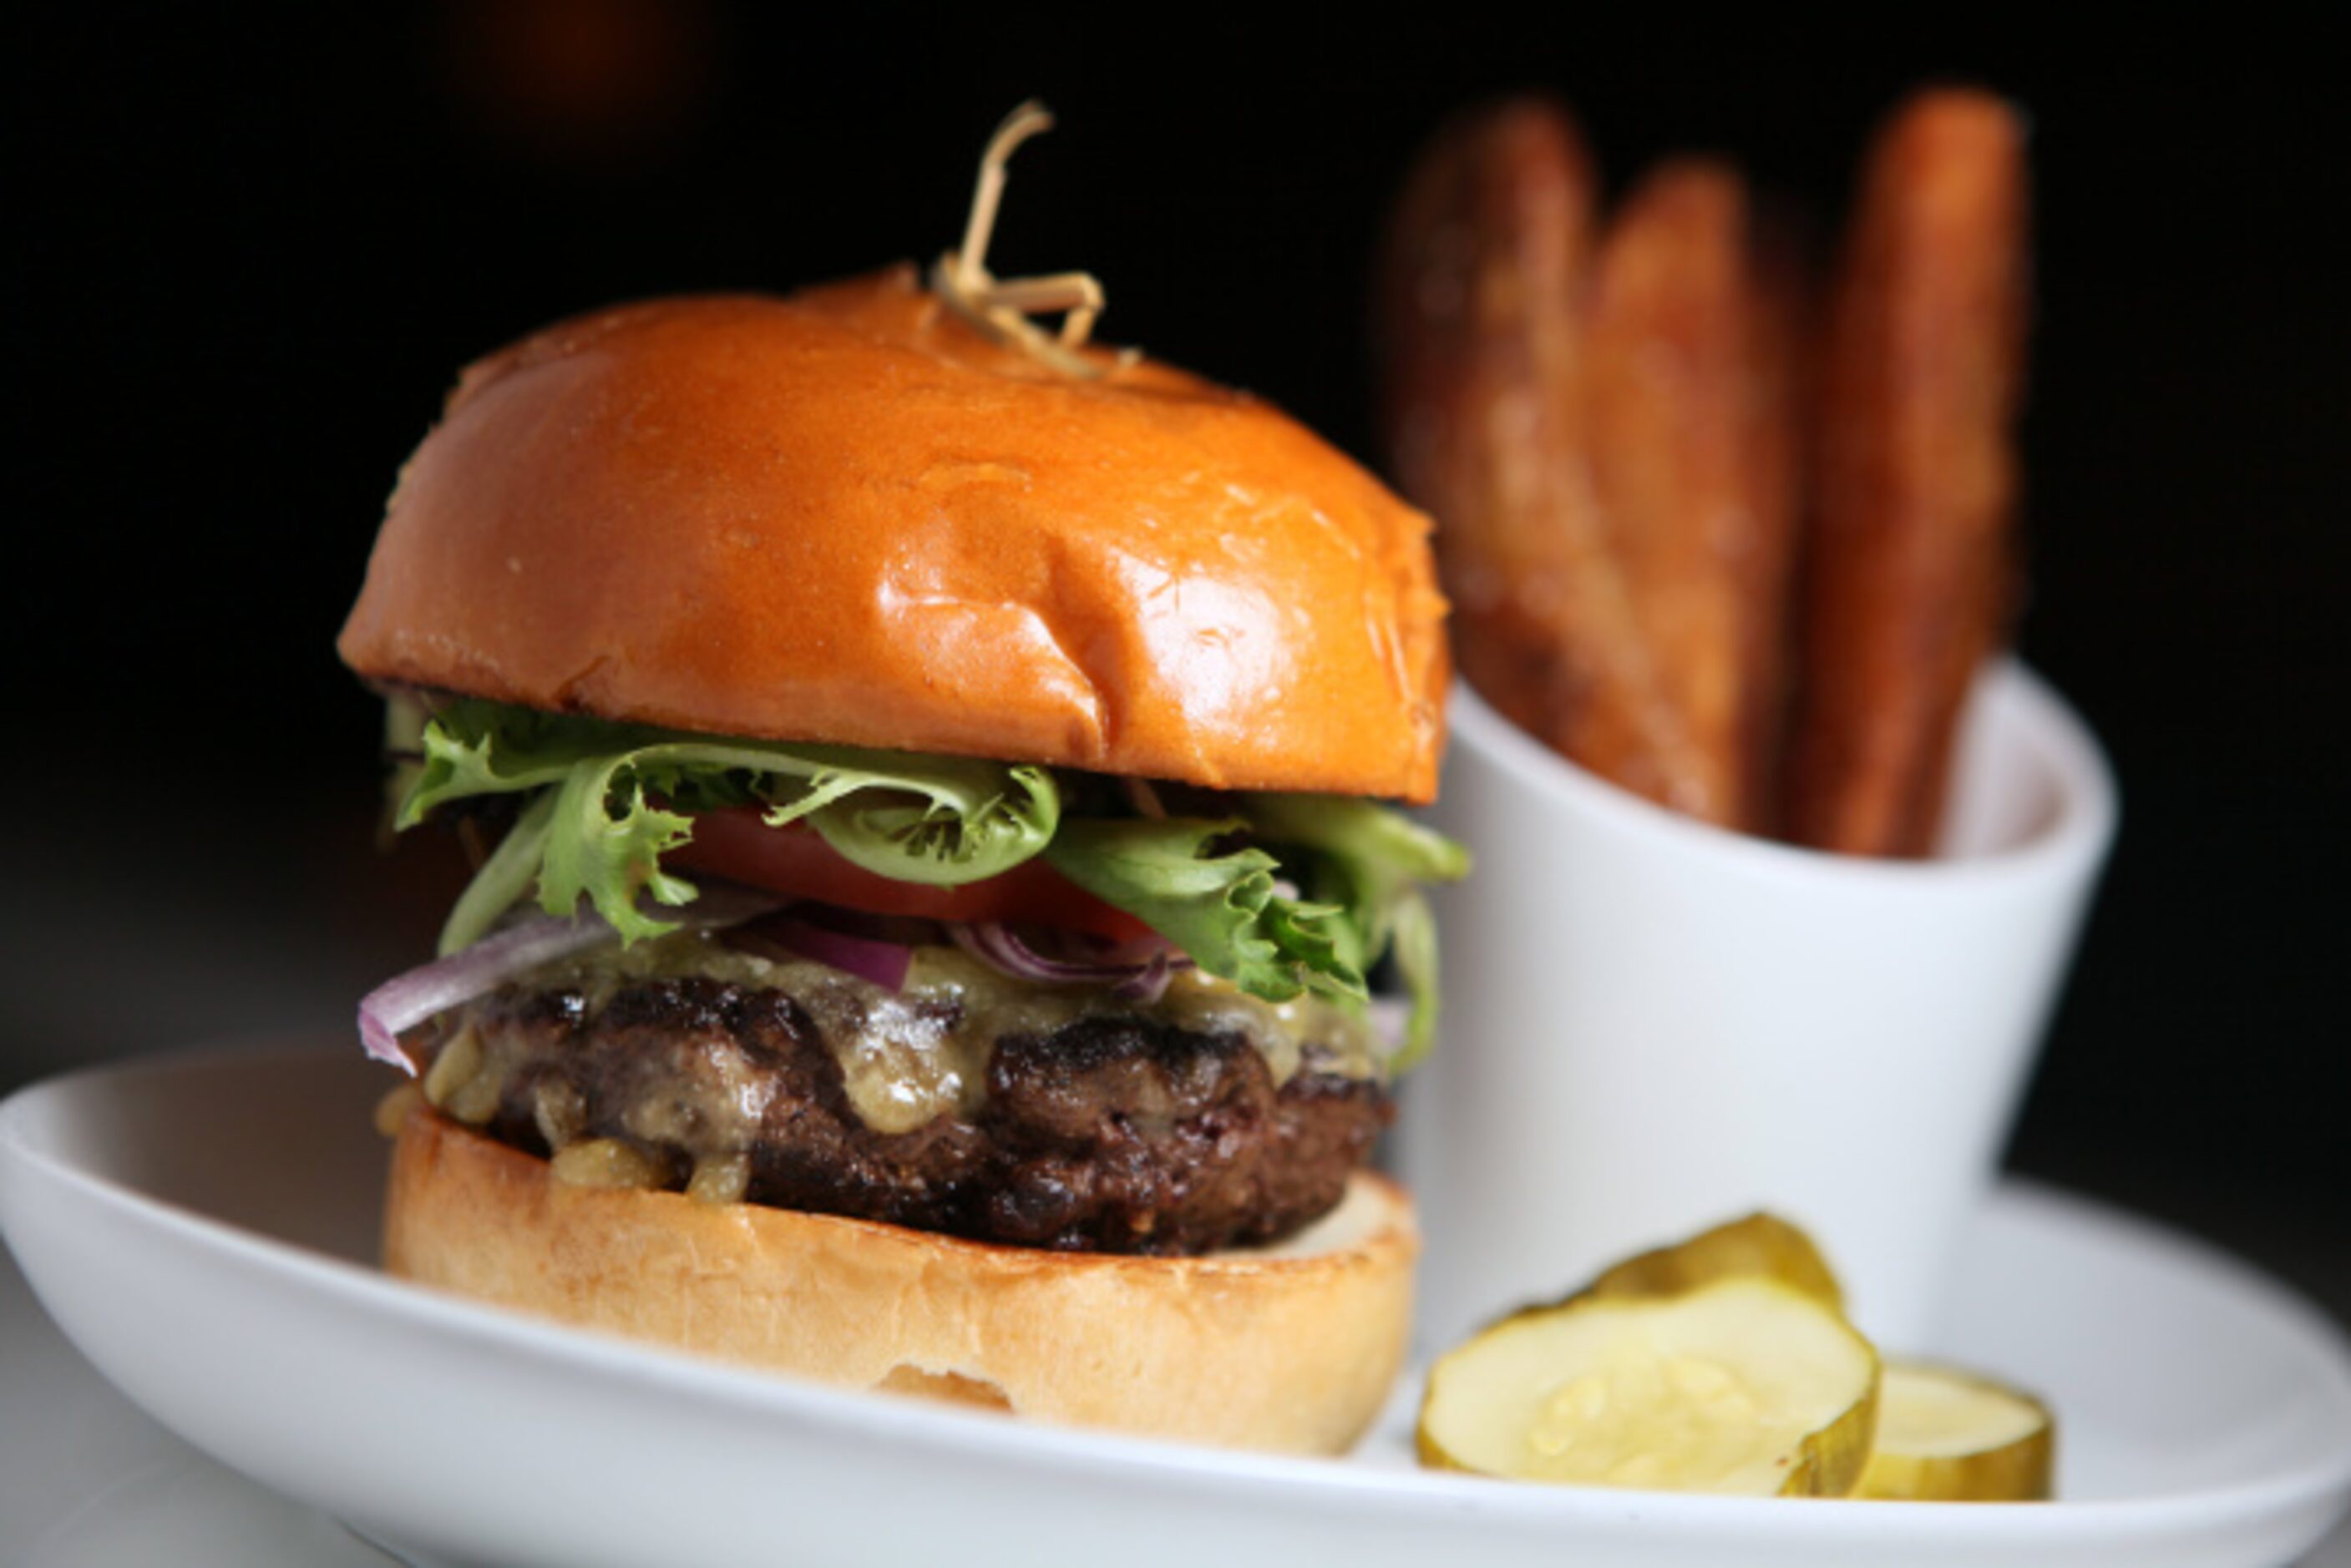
left=666, top=807, right=1153, bottom=943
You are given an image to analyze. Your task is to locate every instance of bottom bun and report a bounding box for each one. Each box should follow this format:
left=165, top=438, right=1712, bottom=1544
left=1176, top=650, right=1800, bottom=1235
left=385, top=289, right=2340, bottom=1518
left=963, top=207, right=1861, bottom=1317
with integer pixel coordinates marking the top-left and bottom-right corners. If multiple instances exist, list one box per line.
left=383, top=1105, right=1418, bottom=1454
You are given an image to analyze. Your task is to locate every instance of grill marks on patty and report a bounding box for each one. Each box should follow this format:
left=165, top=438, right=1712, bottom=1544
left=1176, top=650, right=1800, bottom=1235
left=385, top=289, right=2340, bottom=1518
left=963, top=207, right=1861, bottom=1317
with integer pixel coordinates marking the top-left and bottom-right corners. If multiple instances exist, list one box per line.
left=434, top=976, right=1389, bottom=1255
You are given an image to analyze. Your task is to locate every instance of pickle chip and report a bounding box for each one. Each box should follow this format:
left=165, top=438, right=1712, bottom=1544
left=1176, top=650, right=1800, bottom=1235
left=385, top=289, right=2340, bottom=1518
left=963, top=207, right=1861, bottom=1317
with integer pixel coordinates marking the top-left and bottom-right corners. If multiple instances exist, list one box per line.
left=1583, top=1211, right=1846, bottom=1313
left=1419, top=1277, right=1880, bottom=1496
left=1857, top=1361, right=2054, bottom=1501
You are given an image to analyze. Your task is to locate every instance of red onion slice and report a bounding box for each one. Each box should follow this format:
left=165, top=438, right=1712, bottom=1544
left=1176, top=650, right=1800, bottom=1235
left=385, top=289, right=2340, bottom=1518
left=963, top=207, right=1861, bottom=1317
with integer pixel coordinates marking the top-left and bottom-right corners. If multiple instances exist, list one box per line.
left=1109, top=949, right=1182, bottom=1005
left=950, top=922, right=1192, bottom=1004
left=356, top=885, right=783, bottom=1075
left=727, top=917, right=915, bottom=993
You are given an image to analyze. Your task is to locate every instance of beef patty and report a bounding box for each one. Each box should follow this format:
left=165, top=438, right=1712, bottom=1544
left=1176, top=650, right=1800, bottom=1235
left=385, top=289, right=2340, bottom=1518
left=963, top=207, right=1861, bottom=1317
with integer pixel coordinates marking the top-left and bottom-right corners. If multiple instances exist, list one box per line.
left=413, top=974, right=1391, bottom=1255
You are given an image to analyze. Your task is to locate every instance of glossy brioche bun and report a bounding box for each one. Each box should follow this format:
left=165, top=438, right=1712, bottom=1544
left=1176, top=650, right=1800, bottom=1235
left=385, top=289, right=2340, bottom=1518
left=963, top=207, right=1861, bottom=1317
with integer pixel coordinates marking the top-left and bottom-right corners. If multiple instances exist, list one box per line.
left=383, top=1105, right=1418, bottom=1455
left=338, top=266, right=1450, bottom=802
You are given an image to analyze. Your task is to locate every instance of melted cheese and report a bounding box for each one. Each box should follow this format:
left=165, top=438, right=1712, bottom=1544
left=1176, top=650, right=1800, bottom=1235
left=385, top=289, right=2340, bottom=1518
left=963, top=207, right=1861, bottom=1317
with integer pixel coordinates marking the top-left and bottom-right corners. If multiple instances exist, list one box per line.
left=438, top=930, right=1381, bottom=1139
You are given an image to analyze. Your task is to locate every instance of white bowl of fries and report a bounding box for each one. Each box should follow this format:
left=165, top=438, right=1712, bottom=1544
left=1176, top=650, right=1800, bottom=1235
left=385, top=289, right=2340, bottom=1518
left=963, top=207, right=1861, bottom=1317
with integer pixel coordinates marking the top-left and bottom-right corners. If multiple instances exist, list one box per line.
left=1379, top=89, right=2114, bottom=1350
left=1403, top=660, right=2115, bottom=1352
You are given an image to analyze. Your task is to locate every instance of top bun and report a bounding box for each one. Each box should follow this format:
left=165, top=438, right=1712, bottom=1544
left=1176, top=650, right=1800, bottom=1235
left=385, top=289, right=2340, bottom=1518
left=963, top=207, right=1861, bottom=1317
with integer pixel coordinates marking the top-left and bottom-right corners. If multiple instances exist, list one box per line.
left=338, top=267, right=1449, bottom=801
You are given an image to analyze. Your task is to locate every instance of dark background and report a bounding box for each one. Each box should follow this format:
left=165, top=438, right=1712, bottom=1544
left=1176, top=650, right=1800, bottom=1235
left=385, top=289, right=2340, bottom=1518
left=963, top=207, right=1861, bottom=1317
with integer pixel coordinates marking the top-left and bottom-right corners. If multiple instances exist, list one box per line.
left=8, top=8, right=2346, bottom=1313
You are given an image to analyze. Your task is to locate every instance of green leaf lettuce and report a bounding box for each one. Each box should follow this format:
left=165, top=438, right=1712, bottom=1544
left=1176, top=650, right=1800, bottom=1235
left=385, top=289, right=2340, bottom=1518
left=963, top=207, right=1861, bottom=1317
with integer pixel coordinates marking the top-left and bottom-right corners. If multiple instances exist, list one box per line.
left=1042, top=817, right=1366, bottom=1004
left=391, top=700, right=1469, bottom=1066
left=403, top=700, right=1059, bottom=953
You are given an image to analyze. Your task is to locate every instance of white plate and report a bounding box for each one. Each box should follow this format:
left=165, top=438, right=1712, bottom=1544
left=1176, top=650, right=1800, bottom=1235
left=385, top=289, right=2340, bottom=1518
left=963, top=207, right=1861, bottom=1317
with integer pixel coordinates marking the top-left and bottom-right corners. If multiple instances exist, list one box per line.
left=0, top=1243, right=397, bottom=1566
left=3, top=1045, right=2348, bottom=1568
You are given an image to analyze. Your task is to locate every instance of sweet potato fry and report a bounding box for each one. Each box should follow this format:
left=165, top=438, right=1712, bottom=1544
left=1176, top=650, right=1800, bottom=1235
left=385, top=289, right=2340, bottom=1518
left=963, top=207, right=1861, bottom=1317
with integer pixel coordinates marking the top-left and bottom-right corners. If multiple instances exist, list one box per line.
left=1379, top=100, right=1709, bottom=812
left=1584, top=161, right=1786, bottom=829
left=1786, top=89, right=2029, bottom=856
left=1739, top=206, right=1813, bottom=834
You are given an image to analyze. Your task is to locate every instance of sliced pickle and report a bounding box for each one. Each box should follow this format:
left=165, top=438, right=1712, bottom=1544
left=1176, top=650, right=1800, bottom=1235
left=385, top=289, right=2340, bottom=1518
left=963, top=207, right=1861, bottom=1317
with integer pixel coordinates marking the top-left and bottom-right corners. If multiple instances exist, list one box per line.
left=1583, top=1211, right=1846, bottom=1313
left=1419, top=1277, right=1879, bottom=1496
left=1857, top=1361, right=2054, bottom=1501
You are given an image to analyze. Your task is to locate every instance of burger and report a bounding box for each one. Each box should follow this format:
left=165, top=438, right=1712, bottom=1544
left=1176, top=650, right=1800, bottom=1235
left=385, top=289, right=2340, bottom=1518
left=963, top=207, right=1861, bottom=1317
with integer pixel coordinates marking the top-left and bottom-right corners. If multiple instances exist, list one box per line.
left=342, top=106, right=1464, bottom=1455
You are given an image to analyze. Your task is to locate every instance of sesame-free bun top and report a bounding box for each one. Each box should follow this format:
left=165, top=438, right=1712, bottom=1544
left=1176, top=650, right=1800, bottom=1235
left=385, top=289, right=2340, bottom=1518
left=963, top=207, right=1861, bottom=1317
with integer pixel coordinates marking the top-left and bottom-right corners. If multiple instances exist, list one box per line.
left=338, top=267, right=1450, bottom=801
